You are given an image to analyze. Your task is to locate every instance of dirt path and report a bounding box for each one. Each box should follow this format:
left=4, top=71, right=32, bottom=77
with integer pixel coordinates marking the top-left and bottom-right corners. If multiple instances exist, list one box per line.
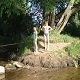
left=39, top=42, right=70, bottom=52
left=20, top=38, right=74, bottom=68
left=38, top=40, right=70, bottom=54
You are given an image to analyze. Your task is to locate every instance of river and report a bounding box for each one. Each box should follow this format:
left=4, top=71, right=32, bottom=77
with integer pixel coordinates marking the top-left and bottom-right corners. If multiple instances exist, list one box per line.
left=0, top=61, right=80, bottom=80
left=3, top=67, right=80, bottom=80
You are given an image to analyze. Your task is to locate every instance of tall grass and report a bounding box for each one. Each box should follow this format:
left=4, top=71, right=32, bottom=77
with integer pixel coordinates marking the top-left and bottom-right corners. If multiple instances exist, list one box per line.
left=18, top=35, right=33, bottom=57
left=18, top=30, right=80, bottom=57
left=49, top=30, right=79, bottom=43
left=65, top=41, right=80, bottom=57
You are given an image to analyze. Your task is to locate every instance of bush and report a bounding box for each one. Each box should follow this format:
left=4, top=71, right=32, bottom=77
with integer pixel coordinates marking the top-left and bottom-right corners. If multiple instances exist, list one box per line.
left=65, top=41, right=80, bottom=56
left=49, top=30, right=75, bottom=43
left=18, top=35, right=33, bottom=57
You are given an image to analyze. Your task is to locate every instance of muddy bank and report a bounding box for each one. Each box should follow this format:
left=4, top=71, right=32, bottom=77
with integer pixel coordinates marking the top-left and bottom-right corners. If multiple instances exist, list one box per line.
left=19, top=53, right=75, bottom=68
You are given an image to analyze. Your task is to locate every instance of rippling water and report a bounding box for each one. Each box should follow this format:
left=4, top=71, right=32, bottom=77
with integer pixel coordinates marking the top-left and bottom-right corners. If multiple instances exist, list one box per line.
left=0, top=61, right=80, bottom=80
left=5, top=67, right=80, bottom=80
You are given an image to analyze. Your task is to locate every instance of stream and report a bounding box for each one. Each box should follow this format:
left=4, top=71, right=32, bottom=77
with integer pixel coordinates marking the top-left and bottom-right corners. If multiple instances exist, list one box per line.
left=5, top=67, right=80, bottom=80
left=0, top=61, right=80, bottom=80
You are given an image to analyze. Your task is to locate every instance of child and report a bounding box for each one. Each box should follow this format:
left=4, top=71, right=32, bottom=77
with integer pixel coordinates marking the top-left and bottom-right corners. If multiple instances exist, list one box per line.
left=42, top=20, right=53, bottom=50
left=32, top=26, right=38, bottom=53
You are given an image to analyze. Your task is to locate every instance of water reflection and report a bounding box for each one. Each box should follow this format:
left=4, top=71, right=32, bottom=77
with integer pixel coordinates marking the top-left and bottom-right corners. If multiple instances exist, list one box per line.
left=5, top=67, right=80, bottom=80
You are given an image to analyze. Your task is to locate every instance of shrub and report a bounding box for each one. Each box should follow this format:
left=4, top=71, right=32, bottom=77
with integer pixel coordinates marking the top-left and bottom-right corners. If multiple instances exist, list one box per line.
left=49, top=30, right=75, bottom=43
left=18, top=35, right=33, bottom=57
left=65, top=41, right=80, bottom=56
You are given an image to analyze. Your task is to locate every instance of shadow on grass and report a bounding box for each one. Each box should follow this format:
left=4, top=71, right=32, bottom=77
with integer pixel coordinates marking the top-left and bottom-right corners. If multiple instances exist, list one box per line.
left=18, top=35, right=33, bottom=56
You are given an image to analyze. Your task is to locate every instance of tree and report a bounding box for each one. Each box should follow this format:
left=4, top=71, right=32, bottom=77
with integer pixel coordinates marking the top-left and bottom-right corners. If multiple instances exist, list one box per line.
left=56, top=0, right=75, bottom=33
left=0, top=0, right=34, bottom=44
left=0, top=0, right=27, bottom=17
left=38, top=0, right=80, bottom=33
left=39, top=0, right=58, bottom=28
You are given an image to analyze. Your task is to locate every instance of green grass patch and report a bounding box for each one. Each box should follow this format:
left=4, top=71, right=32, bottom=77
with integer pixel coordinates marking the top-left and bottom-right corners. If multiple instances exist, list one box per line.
left=50, top=30, right=79, bottom=43
left=18, top=35, right=33, bottom=57
left=65, top=41, right=80, bottom=56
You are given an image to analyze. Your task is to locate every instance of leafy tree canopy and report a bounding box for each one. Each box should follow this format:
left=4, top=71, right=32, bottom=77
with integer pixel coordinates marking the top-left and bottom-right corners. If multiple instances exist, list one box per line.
left=0, top=0, right=27, bottom=17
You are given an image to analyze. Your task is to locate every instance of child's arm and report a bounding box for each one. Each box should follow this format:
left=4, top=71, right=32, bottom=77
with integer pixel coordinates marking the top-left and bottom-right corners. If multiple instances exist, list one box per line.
left=49, top=26, right=53, bottom=31
left=41, top=26, right=44, bottom=31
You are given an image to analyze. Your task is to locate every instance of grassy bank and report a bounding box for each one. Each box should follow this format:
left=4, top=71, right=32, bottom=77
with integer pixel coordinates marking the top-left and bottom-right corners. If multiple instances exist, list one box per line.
left=18, top=35, right=33, bottom=57
left=18, top=30, right=80, bottom=57
left=49, top=30, right=79, bottom=43
left=65, top=41, right=80, bottom=57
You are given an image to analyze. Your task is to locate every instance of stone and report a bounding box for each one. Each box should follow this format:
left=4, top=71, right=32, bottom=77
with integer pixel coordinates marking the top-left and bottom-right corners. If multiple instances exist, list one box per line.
left=0, top=66, right=5, bottom=74
left=0, top=74, right=5, bottom=80
left=0, top=66, right=5, bottom=80
left=5, top=64, right=16, bottom=70
left=12, top=61, right=24, bottom=68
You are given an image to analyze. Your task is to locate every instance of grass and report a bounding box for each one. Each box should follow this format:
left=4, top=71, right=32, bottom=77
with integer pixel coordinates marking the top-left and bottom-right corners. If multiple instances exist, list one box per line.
left=49, top=30, right=79, bottom=43
left=18, top=30, right=80, bottom=57
left=65, top=41, right=80, bottom=57
left=18, top=35, right=33, bottom=57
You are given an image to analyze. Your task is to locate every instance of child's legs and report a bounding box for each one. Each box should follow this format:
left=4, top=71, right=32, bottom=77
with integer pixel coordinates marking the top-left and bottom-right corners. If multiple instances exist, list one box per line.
left=35, top=41, right=38, bottom=52
left=44, top=35, right=47, bottom=50
left=33, top=39, right=36, bottom=51
left=33, top=40, right=38, bottom=52
left=47, top=35, right=49, bottom=50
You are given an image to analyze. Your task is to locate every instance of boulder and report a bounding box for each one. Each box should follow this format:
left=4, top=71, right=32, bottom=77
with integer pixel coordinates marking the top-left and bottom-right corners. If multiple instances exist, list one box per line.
left=0, top=66, right=5, bottom=80
left=5, top=64, right=16, bottom=70
left=0, top=66, right=5, bottom=74
left=12, top=61, right=24, bottom=68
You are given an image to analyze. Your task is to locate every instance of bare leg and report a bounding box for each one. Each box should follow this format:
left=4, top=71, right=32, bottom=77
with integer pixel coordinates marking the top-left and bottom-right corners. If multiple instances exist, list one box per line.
left=33, top=40, right=38, bottom=53
left=47, top=35, right=49, bottom=50
left=35, top=41, right=38, bottom=52
left=44, top=35, right=47, bottom=50
left=33, top=40, right=35, bottom=52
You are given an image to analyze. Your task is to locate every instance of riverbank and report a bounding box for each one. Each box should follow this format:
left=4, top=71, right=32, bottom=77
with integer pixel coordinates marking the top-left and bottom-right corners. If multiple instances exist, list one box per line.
left=17, top=42, right=77, bottom=69
left=17, top=31, right=80, bottom=69
left=3, top=31, right=80, bottom=70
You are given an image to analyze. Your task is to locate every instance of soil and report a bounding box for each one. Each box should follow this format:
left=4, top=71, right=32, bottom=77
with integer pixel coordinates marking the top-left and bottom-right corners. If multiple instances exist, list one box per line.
left=19, top=38, right=74, bottom=68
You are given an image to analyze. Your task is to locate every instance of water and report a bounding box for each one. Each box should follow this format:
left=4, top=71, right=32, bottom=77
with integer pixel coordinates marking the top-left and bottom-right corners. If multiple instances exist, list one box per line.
left=0, top=61, right=80, bottom=80
left=5, top=67, right=80, bottom=80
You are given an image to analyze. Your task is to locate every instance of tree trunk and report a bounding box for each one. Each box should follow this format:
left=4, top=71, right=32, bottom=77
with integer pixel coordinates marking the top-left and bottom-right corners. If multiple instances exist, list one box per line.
left=56, top=2, right=80, bottom=20
left=56, top=0, right=75, bottom=33
left=48, top=8, right=56, bottom=29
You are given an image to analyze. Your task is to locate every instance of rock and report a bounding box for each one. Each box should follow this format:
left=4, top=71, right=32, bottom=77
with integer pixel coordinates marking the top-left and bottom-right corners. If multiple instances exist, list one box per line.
left=0, top=66, right=5, bottom=80
left=0, top=66, right=5, bottom=74
left=5, top=64, right=16, bottom=70
left=12, top=61, right=24, bottom=68
left=23, top=65, right=31, bottom=69
left=0, top=74, right=5, bottom=80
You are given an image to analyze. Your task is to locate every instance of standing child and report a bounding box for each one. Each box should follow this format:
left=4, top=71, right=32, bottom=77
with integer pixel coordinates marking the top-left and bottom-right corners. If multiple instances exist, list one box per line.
left=42, top=20, right=53, bottom=50
left=32, top=26, right=38, bottom=53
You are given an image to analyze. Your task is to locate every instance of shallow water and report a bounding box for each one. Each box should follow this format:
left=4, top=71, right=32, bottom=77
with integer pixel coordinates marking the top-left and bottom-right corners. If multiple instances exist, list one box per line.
left=5, top=67, right=80, bottom=80
left=0, top=61, right=80, bottom=80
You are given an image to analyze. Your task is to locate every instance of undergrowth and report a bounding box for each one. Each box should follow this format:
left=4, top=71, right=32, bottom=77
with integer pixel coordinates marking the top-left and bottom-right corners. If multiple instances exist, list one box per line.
left=18, top=30, right=80, bottom=57
left=50, top=30, right=79, bottom=43
left=65, top=41, right=80, bottom=57
left=18, top=35, right=33, bottom=57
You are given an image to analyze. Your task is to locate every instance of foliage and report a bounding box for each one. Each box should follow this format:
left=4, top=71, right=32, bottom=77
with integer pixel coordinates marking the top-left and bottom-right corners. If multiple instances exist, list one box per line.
left=18, top=35, right=33, bottom=57
left=75, top=0, right=80, bottom=4
left=49, top=30, right=77, bottom=43
left=62, top=12, right=80, bottom=37
left=65, top=41, right=80, bottom=56
left=0, top=0, right=80, bottom=60
left=0, top=0, right=27, bottom=17
left=39, top=0, right=57, bottom=12
left=0, top=13, right=33, bottom=44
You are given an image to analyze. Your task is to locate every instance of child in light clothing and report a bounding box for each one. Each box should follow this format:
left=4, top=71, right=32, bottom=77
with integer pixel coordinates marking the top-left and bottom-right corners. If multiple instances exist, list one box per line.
left=42, top=20, right=53, bottom=50
left=32, top=27, right=38, bottom=53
